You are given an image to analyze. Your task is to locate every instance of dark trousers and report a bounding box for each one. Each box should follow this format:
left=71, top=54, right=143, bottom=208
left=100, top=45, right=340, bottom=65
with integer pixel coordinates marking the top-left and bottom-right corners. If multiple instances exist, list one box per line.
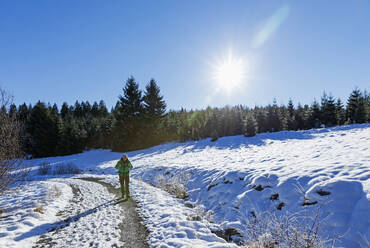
left=119, top=175, right=130, bottom=197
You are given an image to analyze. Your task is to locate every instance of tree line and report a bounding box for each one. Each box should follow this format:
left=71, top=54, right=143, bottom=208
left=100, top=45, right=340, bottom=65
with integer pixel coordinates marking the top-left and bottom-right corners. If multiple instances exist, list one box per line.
left=2, top=80, right=369, bottom=158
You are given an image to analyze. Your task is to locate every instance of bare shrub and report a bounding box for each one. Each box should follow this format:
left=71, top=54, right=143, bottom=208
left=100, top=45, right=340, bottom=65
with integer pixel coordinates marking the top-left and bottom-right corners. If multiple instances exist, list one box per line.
left=47, top=185, right=62, bottom=199
left=187, top=204, right=214, bottom=222
left=38, top=162, right=51, bottom=175
left=33, top=206, right=44, bottom=214
left=156, top=170, right=190, bottom=199
left=53, top=162, right=80, bottom=175
left=243, top=208, right=332, bottom=248
left=0, top=87, right=26, bottom=194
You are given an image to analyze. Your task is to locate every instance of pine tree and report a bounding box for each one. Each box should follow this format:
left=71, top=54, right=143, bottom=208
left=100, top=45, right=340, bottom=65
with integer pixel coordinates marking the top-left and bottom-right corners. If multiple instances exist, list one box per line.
left=61, top=102, right=70, bottom=119
left=243, top=112, right=258, bottom=137
left=143, top=79, right=166, bottom=118
left=286, top=99, right=297, bottom=130
left=294, top=103, right=305, bottom=130
left=255, top=107, right=267, bottom=133
left=113, top=77, right=144, bottom=151
left=98, top=100, right=109, bottom=117
left=266, top=99, right=282, bottom=132
left=8, top=104, right=17, bottom=118
left=58, top=116, right=86, bottom=155
left=309, top=100, right=321, bottom=128
left=91, top=101, right=99, bottom=117
left=364, top=91, right=370, bottom=122
left=26, top=101, right=61, bottom=157
left=17, top=103, right=29, bottom=122
left=347, top=88, right=366, bottom=123
left=321, top=92, right=337, bottom=127
left=335, top=98, right=346, bottom=125
left=142, top=79, right=167, bottom=145
left=117, top=76, right=143, bottom=121
left=74, top=101, right=83, bottom=118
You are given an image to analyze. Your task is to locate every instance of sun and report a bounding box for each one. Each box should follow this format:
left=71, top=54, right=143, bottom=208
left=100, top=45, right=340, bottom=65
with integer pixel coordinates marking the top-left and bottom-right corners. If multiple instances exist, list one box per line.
left=212, top=51, right=246, bottom=93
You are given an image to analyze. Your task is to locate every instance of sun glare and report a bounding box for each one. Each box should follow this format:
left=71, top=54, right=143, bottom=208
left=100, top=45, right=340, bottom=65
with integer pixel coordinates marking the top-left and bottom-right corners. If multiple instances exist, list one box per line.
left=212, top=51, right=246, bottom=93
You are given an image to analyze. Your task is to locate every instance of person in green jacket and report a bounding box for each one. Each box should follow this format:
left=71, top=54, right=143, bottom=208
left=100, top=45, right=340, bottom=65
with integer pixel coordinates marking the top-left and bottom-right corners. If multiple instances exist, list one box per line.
left=115, top=154, right=133, bottom=198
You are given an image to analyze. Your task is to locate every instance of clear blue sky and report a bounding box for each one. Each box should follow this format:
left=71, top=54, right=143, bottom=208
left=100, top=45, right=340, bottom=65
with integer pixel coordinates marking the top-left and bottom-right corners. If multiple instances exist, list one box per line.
left=1, top=0, right=369, bottom=110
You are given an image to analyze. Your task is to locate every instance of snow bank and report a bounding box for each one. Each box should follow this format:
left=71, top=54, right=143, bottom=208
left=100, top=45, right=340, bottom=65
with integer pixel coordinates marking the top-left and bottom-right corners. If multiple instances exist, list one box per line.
left=0, top=180, right=72, bottom=248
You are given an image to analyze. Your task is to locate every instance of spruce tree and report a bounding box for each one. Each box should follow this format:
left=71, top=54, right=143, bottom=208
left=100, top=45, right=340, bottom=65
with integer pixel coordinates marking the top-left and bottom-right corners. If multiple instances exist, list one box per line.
left=365, top=91, right=370, bottom=122
left=91, top=101, right=99, bottom=117
left=142, top=79, right=167, bottom=145
left=98, top=100, right=109, bottom=117
left=294, top=103, right=305, bottom=130
left=243, top=112, right=258, bottom=137
left=321, top=93, right=337, bottom=127
left=113, top=77, right=144, bottom=151
left=61, top=102, right=69, bottom=119
left=8, top=104, right=17, bottom=118
left=286, top=99, right=297, bottom=130
left=26, top=101, right=61, bottom=157
left=58, top=116, right=86, bottom=155
left=335, top=99, right=346, bottom=125
left=17, top=103, right=29, bottom=122
left=266, top=99, right=282, bottom=132
left=347, top=88, right=366, bottom=124
left=74, top=101, right=83, bottom=118
left=255, top=107, right=267, bottom=133
left=309, top=100, right=321, bottom=128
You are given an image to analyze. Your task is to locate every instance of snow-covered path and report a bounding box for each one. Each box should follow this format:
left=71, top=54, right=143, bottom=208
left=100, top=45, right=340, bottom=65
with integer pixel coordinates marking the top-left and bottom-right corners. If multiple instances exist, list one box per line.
left=1, top=178, right=150, bottom=248
left=20, top=178, right=123, bottom=247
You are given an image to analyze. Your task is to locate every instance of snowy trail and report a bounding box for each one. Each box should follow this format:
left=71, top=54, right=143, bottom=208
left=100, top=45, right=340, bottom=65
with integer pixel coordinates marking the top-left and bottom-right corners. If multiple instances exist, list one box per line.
left=31, top=178, right=148, bottom=248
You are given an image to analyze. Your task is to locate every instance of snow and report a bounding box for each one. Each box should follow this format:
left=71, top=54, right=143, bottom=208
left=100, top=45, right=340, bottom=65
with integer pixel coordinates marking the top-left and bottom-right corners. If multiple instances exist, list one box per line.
left=103, top=177, right=238, bottom=248
left=0, top=180, right=72, bottom=248
left=0, top=123, right=369, bottom=247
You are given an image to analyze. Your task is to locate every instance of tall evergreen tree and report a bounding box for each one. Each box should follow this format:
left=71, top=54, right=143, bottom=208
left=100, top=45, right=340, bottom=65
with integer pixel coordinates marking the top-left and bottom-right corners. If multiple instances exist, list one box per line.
left=117, top=76, right=143, bottom=121
left=98, top=100, right=109, bottom=117
left=335, top=98, right=346, bottom=125
left=91, top=101, right=99, bottom=117
left=142, top=79, right=167, bottom=145
left=309, top=100, right=321, bottom=128
left=347, top=88, right=366, bottom=123
left=8, top=104, right=17, bottom=118
left=17, top=103, right=29, bottom=122
left=243, top=112, right=258, bottom=137
left=321, top=92, right=337, bottom=127
left=113, top=77, right=144, bottom=151
left=58, top=116, right=86, bottom=155
left=26, top=101, right=61, bottom=157
left=286, top=99, right=297, bottom=130
left=143, top=79, right=166, bottom=118
left=61, top=102, right=69, bottom=119
left=266, top=99, right=282, bottom=132
left=74, top=101, right=83, bottom=118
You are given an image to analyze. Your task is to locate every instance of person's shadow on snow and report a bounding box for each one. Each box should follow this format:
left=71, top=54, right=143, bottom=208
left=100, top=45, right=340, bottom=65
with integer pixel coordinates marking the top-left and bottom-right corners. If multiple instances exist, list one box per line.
left=14, top=198, right=124, bottom=241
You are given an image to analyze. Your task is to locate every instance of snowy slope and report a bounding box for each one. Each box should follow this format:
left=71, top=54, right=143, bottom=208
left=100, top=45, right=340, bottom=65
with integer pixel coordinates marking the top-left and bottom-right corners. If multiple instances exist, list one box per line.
left=1, top=124, right=369, bottom=247
left=128, top=124, right=370, bottom=247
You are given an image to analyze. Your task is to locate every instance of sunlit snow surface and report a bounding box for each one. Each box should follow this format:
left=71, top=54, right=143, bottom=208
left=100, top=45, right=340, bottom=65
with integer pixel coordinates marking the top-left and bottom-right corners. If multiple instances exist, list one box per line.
left=1, top=124, right=369, bottom=247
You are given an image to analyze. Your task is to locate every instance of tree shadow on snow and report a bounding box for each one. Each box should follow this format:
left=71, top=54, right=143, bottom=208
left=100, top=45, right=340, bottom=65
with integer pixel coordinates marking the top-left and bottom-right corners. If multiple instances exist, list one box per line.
left=14, top=197, right=123, bottom=242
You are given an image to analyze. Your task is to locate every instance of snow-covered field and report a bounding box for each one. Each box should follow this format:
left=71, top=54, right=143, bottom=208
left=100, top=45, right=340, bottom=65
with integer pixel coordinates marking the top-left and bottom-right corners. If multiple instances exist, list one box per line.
left=0, top=124, right=369, bottom=247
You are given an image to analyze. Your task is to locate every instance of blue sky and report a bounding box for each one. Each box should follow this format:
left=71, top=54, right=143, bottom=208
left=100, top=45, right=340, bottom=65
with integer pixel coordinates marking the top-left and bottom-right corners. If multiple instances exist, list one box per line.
left=0, top=0, right=369, bottom=110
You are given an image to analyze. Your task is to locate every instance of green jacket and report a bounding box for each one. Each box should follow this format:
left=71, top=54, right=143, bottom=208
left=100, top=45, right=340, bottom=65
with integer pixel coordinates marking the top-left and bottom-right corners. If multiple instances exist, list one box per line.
left=115, top=158, right=133, bottom=176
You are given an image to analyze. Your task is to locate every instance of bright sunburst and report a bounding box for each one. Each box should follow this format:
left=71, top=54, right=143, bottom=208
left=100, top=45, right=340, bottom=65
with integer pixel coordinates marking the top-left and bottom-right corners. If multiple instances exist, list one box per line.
left=212, top=51, right=246, bottom=93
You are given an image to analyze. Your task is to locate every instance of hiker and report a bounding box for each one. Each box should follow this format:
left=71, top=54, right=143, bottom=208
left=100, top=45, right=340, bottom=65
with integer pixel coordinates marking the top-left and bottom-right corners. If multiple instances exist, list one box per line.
left=115, top=154, right=133, bottom=198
